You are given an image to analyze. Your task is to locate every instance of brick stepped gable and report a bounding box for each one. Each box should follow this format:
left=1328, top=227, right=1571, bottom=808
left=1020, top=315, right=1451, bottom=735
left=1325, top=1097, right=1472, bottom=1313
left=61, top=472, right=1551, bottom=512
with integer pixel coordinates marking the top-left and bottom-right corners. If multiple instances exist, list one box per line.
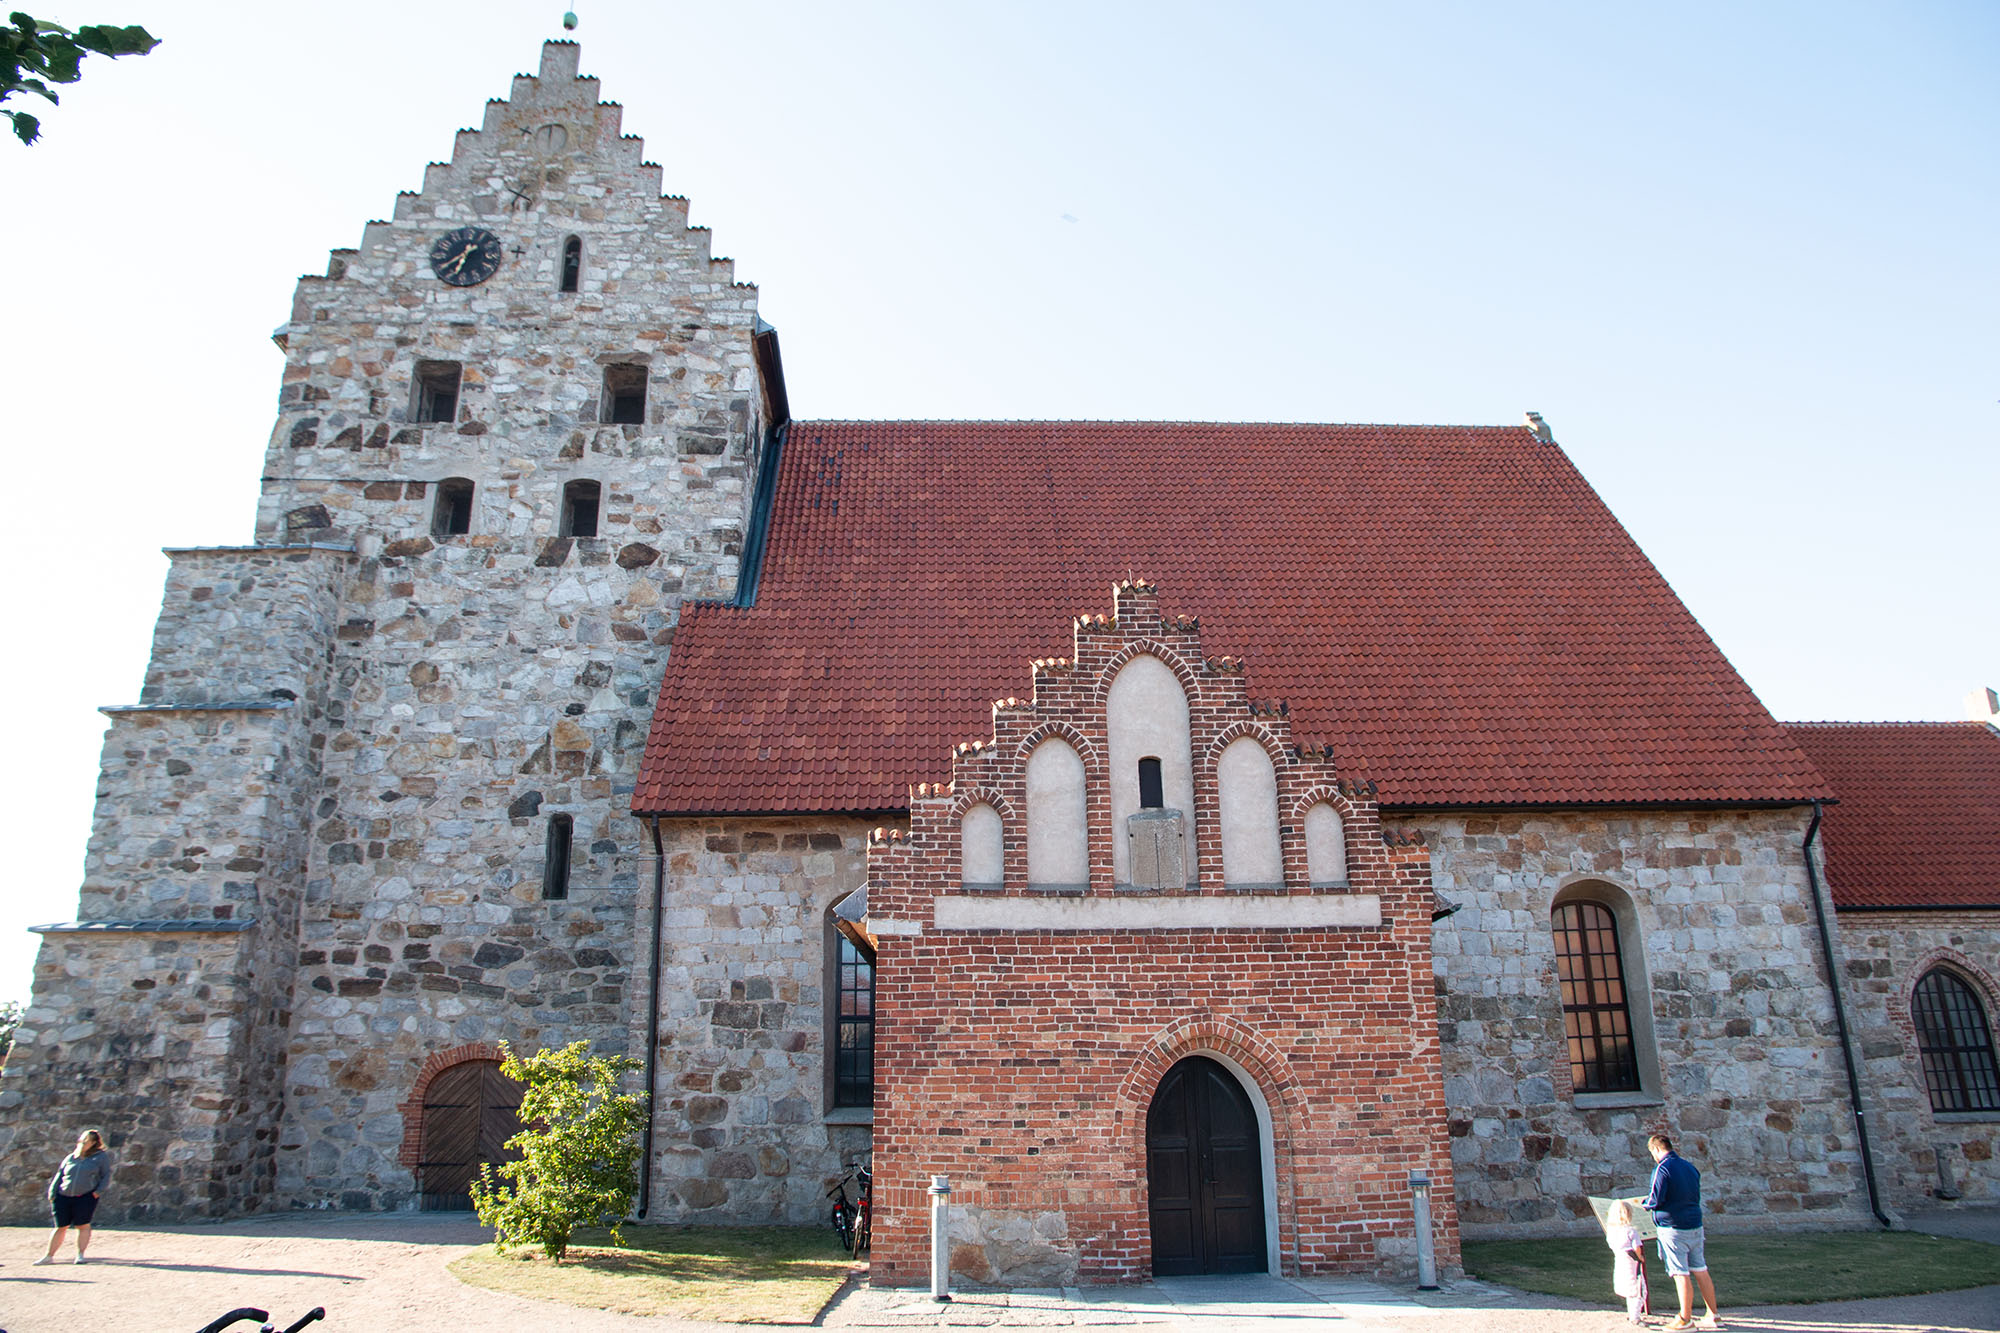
left=863, top=582, right=1451, bottom=1284
left=0, top=40, right=777, bottom=1221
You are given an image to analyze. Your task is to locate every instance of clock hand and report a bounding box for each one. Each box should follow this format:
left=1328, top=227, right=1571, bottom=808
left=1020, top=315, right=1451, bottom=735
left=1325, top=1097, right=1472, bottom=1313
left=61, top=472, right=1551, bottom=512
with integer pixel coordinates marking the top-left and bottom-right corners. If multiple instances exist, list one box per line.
left=446, top=245, right=476, bottom=273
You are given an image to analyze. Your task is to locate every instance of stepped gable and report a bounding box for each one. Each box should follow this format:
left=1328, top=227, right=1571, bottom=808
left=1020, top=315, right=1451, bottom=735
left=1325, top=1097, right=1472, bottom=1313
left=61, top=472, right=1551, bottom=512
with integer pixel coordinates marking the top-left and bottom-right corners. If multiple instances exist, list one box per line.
left=1787, top=721, right=2000, bottom=909
left=633, top=420, right=1834, bottom=815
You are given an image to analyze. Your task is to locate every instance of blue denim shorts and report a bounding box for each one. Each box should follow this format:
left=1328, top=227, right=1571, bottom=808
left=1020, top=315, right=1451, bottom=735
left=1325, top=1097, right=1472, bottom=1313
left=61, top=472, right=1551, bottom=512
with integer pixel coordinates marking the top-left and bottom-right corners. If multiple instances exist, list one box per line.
left=1657, top=1224, right=1707, bottom=1275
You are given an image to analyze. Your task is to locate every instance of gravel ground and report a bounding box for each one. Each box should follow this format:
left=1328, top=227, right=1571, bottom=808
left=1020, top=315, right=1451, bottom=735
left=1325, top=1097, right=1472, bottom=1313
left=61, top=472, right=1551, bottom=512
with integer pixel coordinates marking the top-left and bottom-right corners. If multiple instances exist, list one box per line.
left=1, top=1211, right=1995, bottom=1333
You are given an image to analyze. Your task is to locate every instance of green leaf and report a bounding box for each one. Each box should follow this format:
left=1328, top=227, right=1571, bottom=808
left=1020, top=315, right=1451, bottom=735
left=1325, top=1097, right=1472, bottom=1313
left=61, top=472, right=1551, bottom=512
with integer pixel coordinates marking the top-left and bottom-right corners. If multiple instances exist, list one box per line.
left=74, top=23, right=157, bottom=57
left=8, top=106, right=38, bottom=143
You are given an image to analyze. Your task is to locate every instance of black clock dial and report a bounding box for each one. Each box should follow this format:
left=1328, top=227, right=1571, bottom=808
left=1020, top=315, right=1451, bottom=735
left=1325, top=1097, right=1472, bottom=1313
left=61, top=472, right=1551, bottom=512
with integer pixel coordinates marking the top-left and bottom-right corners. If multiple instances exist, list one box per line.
left=429, top=226, right=504, bottom=286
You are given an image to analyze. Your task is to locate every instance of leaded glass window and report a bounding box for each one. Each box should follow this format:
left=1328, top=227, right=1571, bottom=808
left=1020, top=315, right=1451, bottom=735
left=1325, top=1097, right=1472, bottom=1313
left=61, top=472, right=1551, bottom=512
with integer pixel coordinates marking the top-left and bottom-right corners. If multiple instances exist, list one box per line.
left=1913, top=968, right=2000, bottom=1114
left=833, top=935, right=874, bottom=1109
left=1553, top=900, right=1641, bottom=1094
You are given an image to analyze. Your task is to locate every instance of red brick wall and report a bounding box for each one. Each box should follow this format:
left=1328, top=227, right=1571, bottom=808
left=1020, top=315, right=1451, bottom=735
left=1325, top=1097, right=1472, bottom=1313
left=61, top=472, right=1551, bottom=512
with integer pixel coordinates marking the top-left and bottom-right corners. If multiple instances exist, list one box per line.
left=863, top=582, right=1458, bottom=1283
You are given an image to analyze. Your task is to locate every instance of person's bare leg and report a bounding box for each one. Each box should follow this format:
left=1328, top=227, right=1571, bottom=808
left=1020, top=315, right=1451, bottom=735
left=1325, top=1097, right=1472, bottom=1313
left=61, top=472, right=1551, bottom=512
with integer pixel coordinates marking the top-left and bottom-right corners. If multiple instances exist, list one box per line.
left=74, top=1222, right=92, bottom=1260
left=1693, top=1268, right=1719, bottom=1321
left=40, top=1225, right=67, bottom=1261
left=1673, top=1273, right=1695, bottom=1321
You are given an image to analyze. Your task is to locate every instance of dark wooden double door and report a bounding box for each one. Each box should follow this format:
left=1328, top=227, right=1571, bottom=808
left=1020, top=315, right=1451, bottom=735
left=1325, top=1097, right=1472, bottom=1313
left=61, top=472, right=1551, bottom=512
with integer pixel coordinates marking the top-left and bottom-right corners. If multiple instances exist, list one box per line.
left=419, top=1060, right=523, bottom=1211
left=1146, top=1056, right=1267, bottom=1275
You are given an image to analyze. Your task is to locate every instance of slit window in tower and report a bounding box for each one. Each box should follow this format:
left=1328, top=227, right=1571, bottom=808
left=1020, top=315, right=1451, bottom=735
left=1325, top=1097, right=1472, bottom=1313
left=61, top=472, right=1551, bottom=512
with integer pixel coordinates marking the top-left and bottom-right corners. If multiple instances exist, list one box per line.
left=1138, top=756, right=1165, bottom=810
left=432, top=477, right=474, bottom=537
left=561, top=479, right=601, bottom=538
left=560, top=235, right=582, bottom=293
left=543, top=813, right=574, bottom=900
left=412, top=360, right=462, bottom=424
left=602, top=363, right=647, bottom=425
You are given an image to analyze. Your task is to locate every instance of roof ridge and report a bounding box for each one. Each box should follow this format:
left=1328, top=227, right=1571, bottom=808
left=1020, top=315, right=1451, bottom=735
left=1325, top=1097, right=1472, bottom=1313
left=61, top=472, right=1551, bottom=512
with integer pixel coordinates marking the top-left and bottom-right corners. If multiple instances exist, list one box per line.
left=788, top=418, right=1535, bottom=430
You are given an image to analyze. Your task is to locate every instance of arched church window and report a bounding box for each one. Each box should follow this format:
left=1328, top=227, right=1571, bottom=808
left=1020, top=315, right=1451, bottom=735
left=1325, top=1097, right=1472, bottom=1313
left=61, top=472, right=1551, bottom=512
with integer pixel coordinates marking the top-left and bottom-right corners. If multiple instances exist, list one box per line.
left=561, top=480, right=601, bottom=538
left=601, top=363, right=647, bottom=425
left=960, top=802, right=1003, bottom=889
left=1025, top=738, right=1088, bottom=890
left=412, top=360, right=462, bottom=423
left=1218, top=737, right=1282, bottom=887
left=1913, top=968, right=2000, bottom=1113
left=826, top=914, right=875, bottom=1109
left=1552, top=899, right=1640, bottom=1093
left=542, top=812, right=574, bottom=900
left=1304, top=802, right=1347, bottom=886
left=560, top=235, right=582, bottom=293
left=432, top=477, right=474, bottom=537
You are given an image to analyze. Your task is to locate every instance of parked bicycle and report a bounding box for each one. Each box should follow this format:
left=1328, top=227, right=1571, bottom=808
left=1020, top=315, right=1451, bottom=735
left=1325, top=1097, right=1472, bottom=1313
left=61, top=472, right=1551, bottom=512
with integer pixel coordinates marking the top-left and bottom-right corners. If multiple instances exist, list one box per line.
left=826, top=1159, right=872, bottom=1257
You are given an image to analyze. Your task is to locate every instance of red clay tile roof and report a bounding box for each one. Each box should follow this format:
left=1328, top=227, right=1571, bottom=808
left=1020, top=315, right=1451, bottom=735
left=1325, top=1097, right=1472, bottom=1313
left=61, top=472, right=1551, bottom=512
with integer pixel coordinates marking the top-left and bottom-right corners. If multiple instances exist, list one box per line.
left=1785, top=722, right=2000, bottom=910
left=633, top=421, right=1833, bottom=815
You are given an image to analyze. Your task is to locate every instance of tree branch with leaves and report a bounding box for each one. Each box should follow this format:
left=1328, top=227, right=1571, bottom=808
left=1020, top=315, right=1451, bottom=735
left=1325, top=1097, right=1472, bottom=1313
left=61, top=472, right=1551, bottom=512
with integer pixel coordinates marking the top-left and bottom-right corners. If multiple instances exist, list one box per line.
left=2, top=11, right=158, bottom=145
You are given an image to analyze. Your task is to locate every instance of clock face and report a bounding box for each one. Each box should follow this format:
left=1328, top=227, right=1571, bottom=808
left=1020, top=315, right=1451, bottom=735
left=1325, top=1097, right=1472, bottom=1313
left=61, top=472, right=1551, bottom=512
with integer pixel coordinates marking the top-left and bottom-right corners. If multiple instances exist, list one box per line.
left=429, top=226, right=503, bottom=287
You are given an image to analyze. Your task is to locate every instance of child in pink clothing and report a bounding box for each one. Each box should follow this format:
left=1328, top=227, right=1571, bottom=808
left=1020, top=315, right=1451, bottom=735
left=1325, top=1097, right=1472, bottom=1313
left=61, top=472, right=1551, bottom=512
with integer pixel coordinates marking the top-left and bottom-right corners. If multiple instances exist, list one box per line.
left=1606, top=1198, right=1648, bottom=1323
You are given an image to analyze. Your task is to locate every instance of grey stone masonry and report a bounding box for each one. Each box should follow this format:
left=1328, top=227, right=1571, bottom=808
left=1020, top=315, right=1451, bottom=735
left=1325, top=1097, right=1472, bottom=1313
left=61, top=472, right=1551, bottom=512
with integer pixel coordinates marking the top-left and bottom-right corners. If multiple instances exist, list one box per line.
left=641, top=819, right=879, bottom=1224
left=1836, top=911, right=2000, bottom=1208
left=1414, top=807, right=1875, bottom=1236
left=0, top=41, right=775, bottom=1221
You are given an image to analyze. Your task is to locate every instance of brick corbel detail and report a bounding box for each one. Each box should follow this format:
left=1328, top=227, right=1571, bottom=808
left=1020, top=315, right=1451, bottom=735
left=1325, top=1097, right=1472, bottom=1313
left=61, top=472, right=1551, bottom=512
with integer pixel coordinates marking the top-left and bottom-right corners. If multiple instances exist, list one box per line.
left=396, top=1042, right=506, bottom=1168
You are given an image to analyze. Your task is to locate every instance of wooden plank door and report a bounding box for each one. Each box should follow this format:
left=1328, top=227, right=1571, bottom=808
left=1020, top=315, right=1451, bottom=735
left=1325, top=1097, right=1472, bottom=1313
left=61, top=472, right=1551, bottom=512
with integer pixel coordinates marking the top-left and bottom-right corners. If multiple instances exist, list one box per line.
left=1146, top=1056, right=1267, bottom=1275
left=419, top=1060, right=523, bottom=1211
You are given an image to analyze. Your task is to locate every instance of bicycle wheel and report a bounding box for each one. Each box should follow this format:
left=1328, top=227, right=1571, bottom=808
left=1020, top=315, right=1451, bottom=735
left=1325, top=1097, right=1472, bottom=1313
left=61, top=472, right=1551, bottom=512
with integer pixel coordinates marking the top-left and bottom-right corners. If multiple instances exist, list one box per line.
left=852, top=1209, right=871, bottom=1258
left=830, top=1201, right=853, bottom=1253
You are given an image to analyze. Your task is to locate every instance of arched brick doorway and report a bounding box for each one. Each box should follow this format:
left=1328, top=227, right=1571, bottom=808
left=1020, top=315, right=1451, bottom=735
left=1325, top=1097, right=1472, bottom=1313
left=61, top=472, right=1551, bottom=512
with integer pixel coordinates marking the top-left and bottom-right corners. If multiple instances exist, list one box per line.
left=1146, top=1056, right=1267, bottom=1275
left=417, top=1059, right=523, bottom=1211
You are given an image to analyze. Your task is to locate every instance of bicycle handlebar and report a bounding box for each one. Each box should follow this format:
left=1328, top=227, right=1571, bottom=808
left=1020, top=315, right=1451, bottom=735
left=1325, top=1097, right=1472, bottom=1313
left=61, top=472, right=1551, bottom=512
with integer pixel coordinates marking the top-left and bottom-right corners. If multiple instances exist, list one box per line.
left=193, top=1310, right=268, bottom=1333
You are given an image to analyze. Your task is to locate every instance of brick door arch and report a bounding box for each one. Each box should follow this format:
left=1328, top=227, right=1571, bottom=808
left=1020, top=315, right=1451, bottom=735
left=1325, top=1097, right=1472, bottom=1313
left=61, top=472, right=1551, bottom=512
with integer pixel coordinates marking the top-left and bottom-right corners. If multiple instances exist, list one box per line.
left=397, top=1044, right=524, bottom=1211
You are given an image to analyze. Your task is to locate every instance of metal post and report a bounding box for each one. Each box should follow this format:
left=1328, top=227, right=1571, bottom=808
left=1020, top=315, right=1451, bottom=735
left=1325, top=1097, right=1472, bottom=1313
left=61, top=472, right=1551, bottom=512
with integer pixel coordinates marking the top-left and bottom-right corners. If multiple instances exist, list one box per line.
left=1410, top=1173, right=1438, bottom=1290
left=928, top=1174, right=953, bottom=1302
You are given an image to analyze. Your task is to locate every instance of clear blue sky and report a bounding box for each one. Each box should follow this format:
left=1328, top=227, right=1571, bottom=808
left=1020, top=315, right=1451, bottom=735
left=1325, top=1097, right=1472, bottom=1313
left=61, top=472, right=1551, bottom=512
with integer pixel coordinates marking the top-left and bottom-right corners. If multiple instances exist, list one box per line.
left=1, top=1, right=1993, bottom=1001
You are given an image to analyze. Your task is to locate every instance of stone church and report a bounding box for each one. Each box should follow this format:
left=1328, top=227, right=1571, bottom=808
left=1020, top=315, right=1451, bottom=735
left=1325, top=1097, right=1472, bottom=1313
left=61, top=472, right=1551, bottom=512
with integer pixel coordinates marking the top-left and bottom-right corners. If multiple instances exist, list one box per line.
left=2, top=42, right=1994, bottom=1285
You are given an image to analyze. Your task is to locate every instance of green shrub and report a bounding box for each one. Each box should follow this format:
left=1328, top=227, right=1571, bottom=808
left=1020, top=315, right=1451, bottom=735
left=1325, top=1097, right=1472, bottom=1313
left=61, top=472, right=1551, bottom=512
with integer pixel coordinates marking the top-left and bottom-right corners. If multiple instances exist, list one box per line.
left=470, top=1039, right=647, bottom=1263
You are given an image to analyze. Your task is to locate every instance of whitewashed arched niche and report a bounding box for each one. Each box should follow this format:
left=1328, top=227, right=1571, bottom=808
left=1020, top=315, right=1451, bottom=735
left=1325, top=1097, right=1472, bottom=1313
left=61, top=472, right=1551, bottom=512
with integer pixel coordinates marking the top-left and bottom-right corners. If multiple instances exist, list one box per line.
left=1304, top=802, right=1348, bottom=886
left=960, top=802, right=1004, bottom=888
left=1106, top=654, right=1196, bottom=886
left=1026, top=739, right=1089, bottom=889
left=1218, top=736, right=1283, bottom=888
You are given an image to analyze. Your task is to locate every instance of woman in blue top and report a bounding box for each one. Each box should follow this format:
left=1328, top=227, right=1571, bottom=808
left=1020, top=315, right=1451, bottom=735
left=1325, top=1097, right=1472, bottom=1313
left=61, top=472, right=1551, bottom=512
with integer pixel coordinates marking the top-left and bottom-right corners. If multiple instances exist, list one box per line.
left=1643, top=1133, right=1721, bottom=1330
left=35, top=1128, right=113, bottom=1266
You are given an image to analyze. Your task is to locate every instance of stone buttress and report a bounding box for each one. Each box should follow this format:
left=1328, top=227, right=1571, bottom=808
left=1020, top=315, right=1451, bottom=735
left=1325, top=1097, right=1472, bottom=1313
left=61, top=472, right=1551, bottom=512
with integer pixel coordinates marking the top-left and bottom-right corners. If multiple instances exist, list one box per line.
left=0, top=41, right=782, bottom=1219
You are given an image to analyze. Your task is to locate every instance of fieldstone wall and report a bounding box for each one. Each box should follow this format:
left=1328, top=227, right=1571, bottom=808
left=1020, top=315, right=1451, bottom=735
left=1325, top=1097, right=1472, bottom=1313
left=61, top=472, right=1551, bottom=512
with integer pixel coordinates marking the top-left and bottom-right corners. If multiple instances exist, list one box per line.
left=1415, top=807, right=1874, bottom=1236
left=643, top=818, right=877, bottom=1223
left=1, top=40, right=774, bottom=1219
left=0, top=547, right=345, bottom=1220
left=1836, top=910, right=2000, bottom=1208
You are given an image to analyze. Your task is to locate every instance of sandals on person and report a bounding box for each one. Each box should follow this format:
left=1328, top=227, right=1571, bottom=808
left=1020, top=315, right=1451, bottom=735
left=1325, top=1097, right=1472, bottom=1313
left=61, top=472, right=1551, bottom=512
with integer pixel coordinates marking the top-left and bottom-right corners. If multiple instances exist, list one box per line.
left=1662, top=1318, right=1696, bottom=1331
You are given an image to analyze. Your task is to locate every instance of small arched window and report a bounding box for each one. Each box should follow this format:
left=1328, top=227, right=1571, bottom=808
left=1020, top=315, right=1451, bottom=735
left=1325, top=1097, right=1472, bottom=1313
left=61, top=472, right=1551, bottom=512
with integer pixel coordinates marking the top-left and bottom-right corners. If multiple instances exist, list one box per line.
left=1552, top=900, right=1640, bottom=1093
left=561, top=479, right=601, bottom=538
left=1913, top=968, right=2000, bottom=1113
left=542, top=813, right=574, bottom=900
left=559, top=235, right=582, bottom=293
left=432, top=477, right=474, bottom=536
left=1137, top=757, right=1164, bottom=810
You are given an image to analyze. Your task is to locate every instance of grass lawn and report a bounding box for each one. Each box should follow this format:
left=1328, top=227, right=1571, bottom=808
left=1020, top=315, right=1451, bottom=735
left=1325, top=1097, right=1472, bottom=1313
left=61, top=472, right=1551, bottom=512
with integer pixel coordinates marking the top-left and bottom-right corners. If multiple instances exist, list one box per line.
left=449, top=1224, right=856, bottom=1322
left=1464, top=1230, right=2000, bottom=1307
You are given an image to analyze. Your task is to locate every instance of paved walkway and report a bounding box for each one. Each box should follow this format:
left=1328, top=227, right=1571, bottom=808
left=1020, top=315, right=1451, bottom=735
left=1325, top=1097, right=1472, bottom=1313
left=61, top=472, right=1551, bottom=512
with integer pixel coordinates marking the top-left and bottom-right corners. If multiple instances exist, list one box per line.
left=0, top=1211, right=1994, bottom=1333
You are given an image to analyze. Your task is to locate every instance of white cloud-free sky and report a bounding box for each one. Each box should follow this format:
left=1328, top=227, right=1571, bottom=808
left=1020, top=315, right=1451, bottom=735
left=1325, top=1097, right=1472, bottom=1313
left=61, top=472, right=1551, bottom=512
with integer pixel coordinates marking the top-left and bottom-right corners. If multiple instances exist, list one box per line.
left=1, top=1, right=1993, bottom=1001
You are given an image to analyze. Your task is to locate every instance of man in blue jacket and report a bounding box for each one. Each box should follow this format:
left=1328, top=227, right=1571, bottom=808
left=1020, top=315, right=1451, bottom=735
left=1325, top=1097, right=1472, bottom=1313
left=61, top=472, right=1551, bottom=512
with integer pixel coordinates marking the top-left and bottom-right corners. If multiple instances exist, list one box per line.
left=1643, top=1133, right=1721, bottom=1330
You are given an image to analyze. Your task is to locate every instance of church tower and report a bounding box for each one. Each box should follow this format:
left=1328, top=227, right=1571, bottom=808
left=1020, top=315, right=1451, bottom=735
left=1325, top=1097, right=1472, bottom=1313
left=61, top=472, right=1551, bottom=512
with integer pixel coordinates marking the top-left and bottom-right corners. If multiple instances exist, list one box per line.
left=0, top=41, right=784, bottom=1219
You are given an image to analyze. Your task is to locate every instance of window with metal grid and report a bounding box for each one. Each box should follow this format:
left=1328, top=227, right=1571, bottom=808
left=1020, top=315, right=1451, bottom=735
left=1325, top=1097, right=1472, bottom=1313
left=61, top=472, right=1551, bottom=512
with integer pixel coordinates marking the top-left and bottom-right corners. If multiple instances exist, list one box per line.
left=1913, top=968, right=2000, bottom=1114
left=1552, top=900, right=1641, bottom=1094
left=833, top=936, right=874, bottom=1108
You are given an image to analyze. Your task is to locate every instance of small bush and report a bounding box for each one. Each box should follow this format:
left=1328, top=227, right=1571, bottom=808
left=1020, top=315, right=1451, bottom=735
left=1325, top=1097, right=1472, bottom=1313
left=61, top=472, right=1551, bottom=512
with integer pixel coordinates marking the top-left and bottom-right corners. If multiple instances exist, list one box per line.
left=470, top=1039, right=646, bottom=1263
